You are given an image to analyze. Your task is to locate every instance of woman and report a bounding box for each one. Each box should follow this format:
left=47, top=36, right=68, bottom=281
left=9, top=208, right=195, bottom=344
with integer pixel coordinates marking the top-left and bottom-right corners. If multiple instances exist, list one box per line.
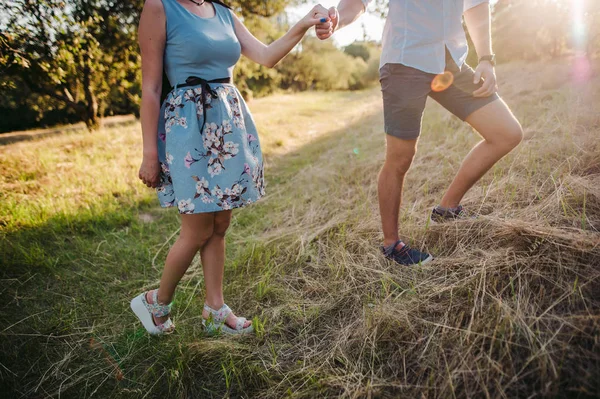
left=131, top=0, right=332, bottom=335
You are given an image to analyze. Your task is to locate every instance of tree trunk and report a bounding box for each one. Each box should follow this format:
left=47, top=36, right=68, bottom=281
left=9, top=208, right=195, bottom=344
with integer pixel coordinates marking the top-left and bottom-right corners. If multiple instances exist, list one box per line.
left=82, top=59, right=99, bottom=131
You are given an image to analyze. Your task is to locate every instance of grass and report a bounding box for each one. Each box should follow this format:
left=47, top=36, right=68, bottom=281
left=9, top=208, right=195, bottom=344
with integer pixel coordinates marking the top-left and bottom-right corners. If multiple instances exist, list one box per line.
left=1, top=59, right=599, bottom=398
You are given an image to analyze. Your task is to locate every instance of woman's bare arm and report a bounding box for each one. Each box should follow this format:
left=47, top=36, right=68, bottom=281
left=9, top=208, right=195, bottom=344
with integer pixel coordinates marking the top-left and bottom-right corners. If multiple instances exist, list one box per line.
left=138, top=0, right=166, bottom=187
left=232, top=5, right=329, bottom=68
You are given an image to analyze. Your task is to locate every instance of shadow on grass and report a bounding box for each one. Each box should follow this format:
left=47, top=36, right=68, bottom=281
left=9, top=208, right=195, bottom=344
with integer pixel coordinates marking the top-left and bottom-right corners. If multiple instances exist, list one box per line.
left=2, top=104, right=599, bottom=399
left=0, top=110, right=386, bottom=398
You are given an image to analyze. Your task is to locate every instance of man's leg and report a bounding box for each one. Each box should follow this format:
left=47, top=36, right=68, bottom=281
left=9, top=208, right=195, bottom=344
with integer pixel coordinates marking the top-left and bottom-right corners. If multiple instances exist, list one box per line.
left=378, top=136, right=418, bottom=247
left=378, top=63, right=434, bottom=264
left=439, top=99, right=523, bottom=208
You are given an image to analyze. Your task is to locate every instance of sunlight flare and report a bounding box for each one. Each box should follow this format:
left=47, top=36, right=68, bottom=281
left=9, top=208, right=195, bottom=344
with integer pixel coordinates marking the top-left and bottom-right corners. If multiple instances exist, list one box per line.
left=431, top=71, right=454, bottom=92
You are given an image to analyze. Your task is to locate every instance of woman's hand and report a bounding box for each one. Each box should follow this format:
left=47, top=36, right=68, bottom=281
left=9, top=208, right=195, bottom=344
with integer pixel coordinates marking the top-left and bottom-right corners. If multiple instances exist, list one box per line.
left=139, top=156, right=161, bottom=188
left=299, top=4, right=331, bottom=31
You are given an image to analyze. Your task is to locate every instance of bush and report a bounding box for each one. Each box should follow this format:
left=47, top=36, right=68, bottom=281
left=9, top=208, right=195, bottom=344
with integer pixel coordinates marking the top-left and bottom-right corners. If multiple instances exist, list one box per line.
left=277, top=37, right=380, bottom=92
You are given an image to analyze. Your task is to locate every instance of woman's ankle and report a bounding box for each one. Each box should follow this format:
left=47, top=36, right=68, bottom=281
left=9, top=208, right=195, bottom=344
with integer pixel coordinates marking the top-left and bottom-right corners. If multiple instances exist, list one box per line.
left=146, top=289, right=173, bottom=306
left=205, top=298, right=225, bottom=310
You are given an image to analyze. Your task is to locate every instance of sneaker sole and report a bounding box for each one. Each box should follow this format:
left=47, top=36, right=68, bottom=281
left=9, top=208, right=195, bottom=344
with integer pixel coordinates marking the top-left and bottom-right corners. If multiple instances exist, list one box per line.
left=419, top=255, right=434, bottom=266
left=383, top=254, right=435, bottom=266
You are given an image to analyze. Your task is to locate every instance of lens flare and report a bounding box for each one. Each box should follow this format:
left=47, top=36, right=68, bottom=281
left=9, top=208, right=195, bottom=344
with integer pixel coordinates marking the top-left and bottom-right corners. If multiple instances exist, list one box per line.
left=431, top=71, right=454, bottom=92
left=572, top=0, right=586, bottom=49
left=572, top=55, right=592, bottom=83
left=570, top=0, right=590, bottom=83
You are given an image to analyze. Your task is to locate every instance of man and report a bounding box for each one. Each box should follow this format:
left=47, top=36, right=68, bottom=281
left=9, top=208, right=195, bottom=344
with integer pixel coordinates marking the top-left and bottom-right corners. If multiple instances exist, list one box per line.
left=315, top=0, right=523, bottom=265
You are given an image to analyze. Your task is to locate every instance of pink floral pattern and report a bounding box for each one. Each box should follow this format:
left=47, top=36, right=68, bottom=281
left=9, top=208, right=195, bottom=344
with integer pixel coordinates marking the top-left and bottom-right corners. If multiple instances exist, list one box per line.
left=157, top=83, right=264, bottom=214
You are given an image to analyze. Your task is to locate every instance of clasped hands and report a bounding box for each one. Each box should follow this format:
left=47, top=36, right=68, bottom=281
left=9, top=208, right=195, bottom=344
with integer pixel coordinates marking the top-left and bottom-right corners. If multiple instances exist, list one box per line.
left=302, top=5, right=339, bottom=38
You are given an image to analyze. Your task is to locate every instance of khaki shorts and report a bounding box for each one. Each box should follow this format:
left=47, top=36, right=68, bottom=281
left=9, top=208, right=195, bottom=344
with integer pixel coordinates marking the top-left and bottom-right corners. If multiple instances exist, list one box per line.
left=379, top=55, right=499, bottom=140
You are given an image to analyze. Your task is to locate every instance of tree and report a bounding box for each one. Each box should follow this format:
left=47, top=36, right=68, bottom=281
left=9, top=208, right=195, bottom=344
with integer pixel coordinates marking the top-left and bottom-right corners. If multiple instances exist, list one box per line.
left=0, top=0, right=303, bottom=131
left=344, top=42, right=371, bottom=62
left=2, top=0, right=143, bottom=130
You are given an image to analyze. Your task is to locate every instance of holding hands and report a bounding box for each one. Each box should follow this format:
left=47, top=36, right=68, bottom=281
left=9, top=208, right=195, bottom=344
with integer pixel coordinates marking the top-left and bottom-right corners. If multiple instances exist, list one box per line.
left=301, top=4, right=338, bottom=33
left=315, top=7, right=339, bottom=40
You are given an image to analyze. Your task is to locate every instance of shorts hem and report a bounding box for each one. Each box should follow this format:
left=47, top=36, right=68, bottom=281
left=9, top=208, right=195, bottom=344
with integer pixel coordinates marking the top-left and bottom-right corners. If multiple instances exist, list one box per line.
left=458, top=94, right=500, bottom=121
left=385, top=129, right=421, bottom=140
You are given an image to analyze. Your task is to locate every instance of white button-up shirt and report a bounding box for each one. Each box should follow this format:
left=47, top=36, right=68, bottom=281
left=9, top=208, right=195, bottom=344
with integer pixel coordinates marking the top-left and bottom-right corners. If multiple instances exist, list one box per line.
left=361, top=0, right=489, bottom=74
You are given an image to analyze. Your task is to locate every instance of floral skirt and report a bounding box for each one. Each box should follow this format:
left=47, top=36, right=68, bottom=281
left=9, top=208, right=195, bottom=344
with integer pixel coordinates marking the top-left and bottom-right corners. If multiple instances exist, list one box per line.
left=156, top=83, right=264, bottom=214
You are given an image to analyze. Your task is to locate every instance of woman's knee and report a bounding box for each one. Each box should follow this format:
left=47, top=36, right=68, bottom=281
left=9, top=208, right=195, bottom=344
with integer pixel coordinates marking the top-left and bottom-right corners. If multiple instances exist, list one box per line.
left=213, top=212, right=232, bottom=237
left=180, top=215, right=215, bottom=249
left=182, top=227, right=214, bottom=249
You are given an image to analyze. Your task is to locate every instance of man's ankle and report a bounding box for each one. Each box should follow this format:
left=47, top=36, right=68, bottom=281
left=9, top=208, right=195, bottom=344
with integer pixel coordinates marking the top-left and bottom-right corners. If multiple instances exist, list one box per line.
left=437, top=202, right=460, bottom=211
left=383, top=239, right=404, bottom=249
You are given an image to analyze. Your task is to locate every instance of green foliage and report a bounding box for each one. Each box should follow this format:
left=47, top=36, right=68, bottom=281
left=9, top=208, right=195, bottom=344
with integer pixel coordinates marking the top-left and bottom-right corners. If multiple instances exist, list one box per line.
left=344, top=42, right=372, bottom=62
left=1, top=0, right=144, bottom=130
left=278, top=37, right=380, bottom=91
left=226, top=0, right=291, bottom=18
left=0, top=0, right=309, bottom=133
left=233, top=15, right=286, bottom=99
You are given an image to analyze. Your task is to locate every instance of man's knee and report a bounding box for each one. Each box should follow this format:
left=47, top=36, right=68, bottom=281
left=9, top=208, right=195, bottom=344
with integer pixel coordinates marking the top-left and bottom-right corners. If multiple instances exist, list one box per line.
left=491, top=120, right=523, bottom=152
left=385, top=140, right=417, bottom=175
left=478, top=112, right=523, bottom=152
left=505, top=122, right=524, bottom=150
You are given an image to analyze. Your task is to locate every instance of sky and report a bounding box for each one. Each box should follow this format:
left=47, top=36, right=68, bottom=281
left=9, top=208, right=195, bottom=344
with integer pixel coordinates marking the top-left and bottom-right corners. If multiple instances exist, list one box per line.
left=287, top=0, right=385, bottom=47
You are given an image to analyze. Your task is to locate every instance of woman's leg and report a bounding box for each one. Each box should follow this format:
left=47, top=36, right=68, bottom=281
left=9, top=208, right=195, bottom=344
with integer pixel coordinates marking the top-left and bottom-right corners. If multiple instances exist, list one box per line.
left=148, top=212, right=216, bottom=325
left=200, top=210, right=252, bottom=329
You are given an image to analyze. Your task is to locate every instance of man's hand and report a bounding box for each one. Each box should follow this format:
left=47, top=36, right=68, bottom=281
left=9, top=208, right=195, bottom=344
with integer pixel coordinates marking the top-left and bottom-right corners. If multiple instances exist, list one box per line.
left=472, top=61, right=497, bottom=97
left=299, top=4, right=332, bottom=31
left=315, top=7, right=339, bottom=40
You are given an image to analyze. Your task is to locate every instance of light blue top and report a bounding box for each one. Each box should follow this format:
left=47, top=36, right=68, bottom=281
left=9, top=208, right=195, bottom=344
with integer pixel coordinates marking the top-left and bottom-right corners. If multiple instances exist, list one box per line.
left=162, top=0, right=241, bottom=86
left=361, top=0, right=489, bottom=74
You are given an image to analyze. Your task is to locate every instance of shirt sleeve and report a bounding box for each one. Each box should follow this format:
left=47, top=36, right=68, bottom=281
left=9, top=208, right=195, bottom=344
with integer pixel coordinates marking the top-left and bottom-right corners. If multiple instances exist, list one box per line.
left=463, top=0, right=489, bottom=12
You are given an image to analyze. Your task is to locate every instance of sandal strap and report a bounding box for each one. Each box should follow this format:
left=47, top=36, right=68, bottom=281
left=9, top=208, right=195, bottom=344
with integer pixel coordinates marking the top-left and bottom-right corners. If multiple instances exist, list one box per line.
left=235, top=317, right=247, bottom=331
left=203, top=303, right=232, bottom=324
left=142, top=290, right=172, bottom=318
left=156, top=318, right=175, bottom=333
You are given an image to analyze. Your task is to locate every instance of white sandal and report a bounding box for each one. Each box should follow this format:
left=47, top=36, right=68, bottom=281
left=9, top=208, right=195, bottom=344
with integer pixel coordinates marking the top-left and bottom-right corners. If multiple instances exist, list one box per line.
left=202, top=303, right=253, bottom=335
left=130, top=290, right=175, bottom=335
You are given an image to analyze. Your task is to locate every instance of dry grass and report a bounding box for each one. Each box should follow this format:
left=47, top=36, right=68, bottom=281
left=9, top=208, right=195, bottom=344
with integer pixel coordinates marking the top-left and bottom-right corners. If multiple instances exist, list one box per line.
left=1, top=59, right=599, bottom=398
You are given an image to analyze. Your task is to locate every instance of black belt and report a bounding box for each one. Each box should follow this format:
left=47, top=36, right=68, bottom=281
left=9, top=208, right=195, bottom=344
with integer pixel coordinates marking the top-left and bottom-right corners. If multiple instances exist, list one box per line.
left=172, top=76, right=232, bottom=133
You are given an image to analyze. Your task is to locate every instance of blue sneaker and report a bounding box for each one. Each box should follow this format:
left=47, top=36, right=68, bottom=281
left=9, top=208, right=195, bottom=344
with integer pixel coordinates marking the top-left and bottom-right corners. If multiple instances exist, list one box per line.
left=381, top=240, right=433, bottom=266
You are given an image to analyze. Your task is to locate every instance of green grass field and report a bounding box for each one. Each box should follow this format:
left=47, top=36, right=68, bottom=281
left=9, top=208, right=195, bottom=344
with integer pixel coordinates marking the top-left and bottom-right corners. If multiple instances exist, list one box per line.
left=1, top=60, right=599, bottom=398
